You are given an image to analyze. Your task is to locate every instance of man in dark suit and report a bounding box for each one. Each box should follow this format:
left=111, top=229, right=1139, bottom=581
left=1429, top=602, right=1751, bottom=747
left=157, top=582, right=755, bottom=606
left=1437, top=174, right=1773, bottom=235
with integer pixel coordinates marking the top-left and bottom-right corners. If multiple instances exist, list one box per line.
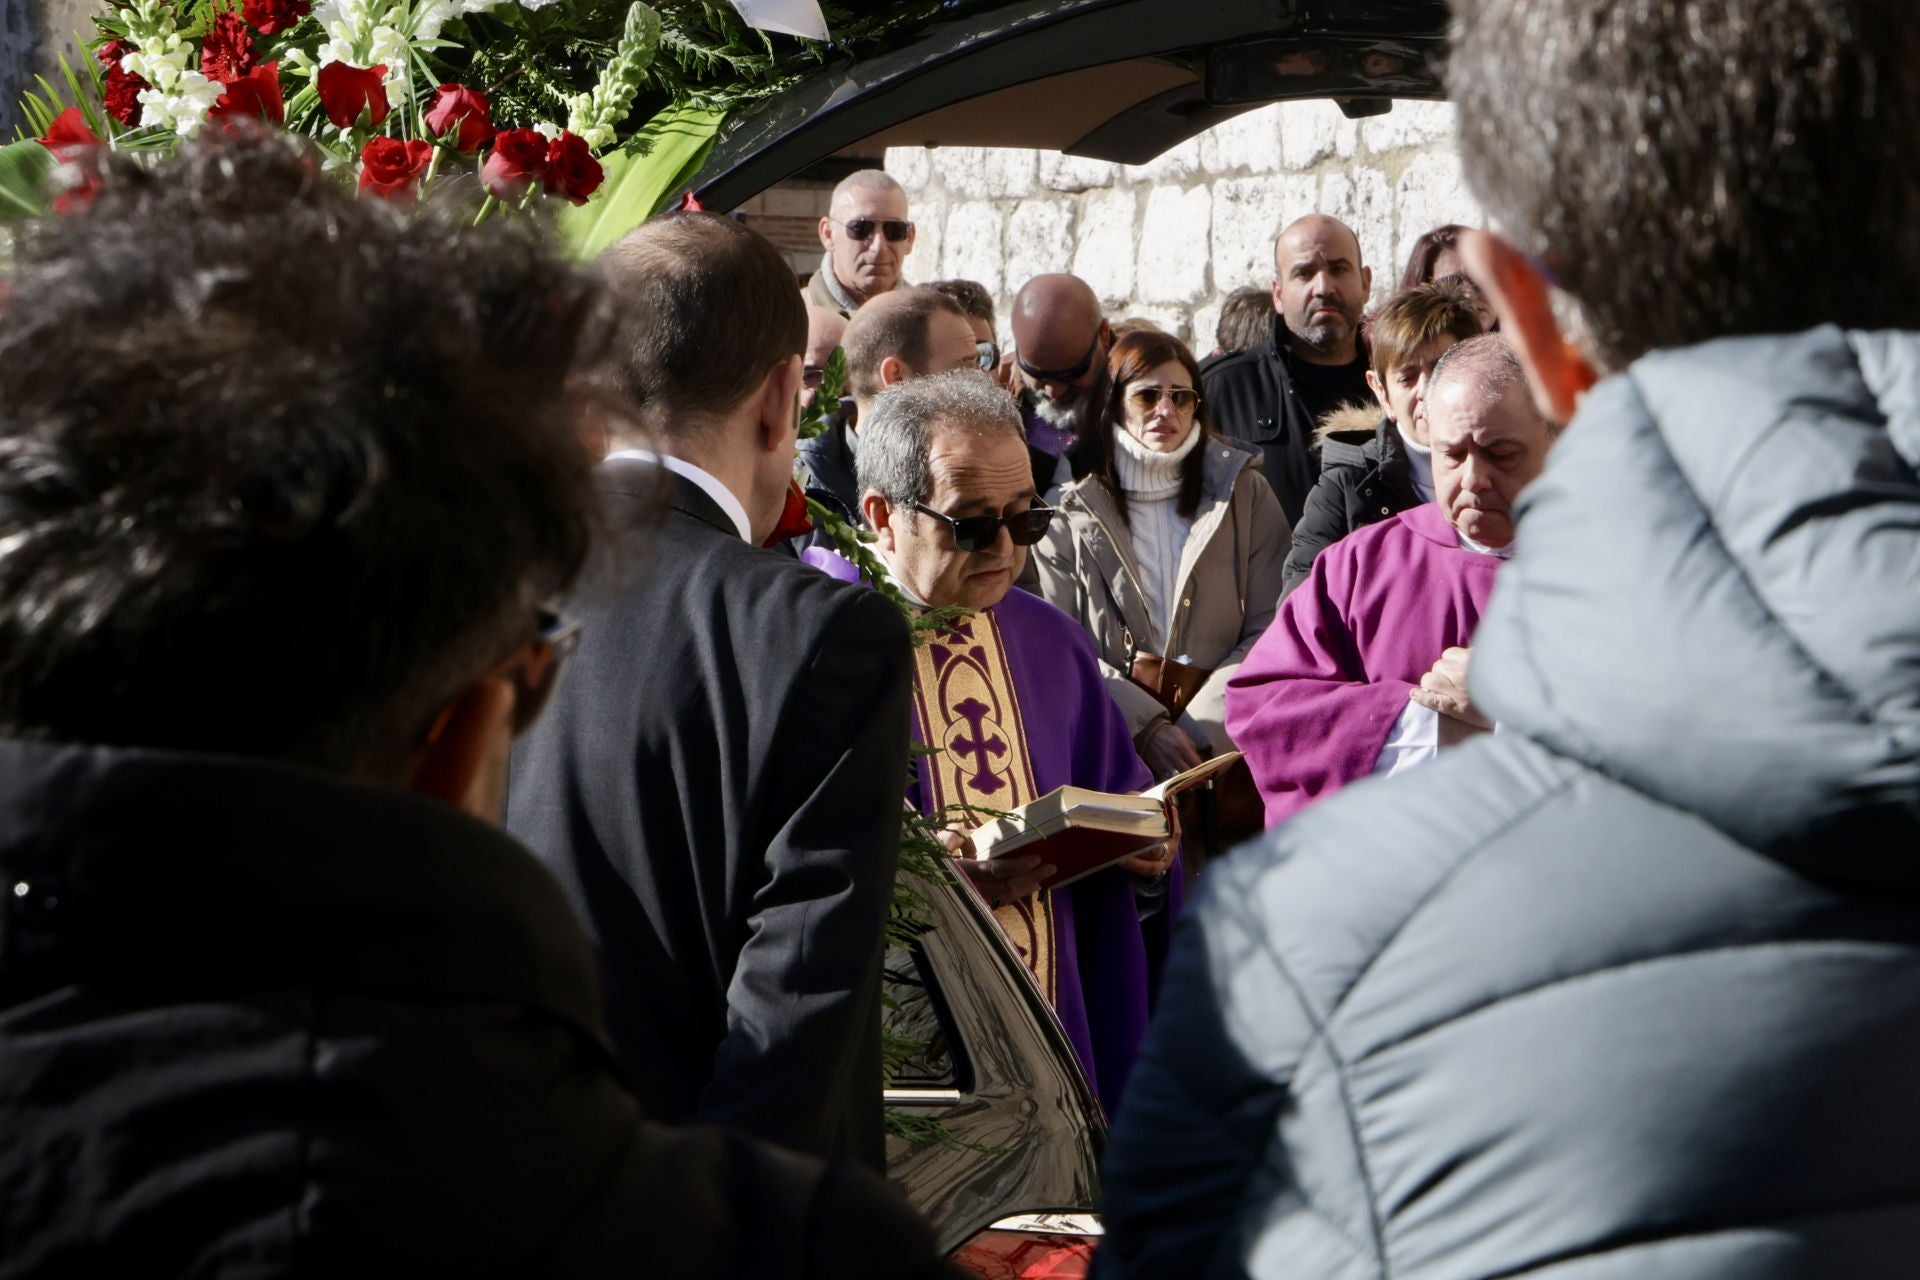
left=507, top=213, right=912, bottom=1171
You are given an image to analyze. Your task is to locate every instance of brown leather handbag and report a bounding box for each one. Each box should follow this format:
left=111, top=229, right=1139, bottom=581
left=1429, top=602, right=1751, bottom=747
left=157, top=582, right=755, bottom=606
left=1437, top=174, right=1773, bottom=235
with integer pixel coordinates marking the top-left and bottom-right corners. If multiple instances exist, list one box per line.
left=1128, top=647, right=1265, bottom=854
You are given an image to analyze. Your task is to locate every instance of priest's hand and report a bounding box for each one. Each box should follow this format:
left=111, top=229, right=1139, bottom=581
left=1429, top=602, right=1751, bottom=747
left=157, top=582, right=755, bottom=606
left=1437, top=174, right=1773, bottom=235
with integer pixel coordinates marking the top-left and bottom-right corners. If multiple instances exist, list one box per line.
left=1142, top=720, right=1206, bottom=778
left=942, top=828, right=1056, bottom=907
left=1120, top=804, right=1180, bottom=880
left=1410, top=647, right=1493, bottom=731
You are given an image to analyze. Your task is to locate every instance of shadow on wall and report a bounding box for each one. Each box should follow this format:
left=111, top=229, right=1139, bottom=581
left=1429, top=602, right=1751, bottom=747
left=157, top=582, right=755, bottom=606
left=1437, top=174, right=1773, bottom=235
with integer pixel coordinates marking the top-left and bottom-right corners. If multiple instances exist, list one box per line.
left=2, top=0, right=101, bottom=138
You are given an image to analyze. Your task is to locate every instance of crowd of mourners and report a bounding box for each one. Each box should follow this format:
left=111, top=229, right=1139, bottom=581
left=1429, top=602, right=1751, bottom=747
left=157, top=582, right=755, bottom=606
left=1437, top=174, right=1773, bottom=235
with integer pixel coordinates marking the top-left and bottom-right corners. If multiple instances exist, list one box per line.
left=3, top=0, right=1919, bottom=1275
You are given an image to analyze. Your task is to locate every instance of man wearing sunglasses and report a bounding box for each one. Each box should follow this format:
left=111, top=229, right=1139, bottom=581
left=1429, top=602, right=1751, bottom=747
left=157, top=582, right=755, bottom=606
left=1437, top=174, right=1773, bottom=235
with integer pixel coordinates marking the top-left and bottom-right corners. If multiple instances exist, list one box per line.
left=808, top=370, right=1181, bottom=1114
left=1010, top=273, right=1114, bottom=493
left=805, top=169, right=917, bottom=316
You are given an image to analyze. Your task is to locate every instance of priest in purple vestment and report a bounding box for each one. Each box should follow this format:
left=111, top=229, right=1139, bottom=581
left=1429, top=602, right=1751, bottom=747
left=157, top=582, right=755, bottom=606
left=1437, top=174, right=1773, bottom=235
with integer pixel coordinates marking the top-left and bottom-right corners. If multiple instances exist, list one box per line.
left=1225, top=336, right=1561, bottom=824
left=806, top=369, right=1180, bottom=1111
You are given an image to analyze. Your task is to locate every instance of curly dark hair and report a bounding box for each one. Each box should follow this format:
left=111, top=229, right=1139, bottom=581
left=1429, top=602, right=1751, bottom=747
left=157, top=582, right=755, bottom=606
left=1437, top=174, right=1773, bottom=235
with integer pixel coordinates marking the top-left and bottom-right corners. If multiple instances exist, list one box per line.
left=1450, top=0, right=1920, bottom=368
left=0, top=129, right=603, bottom=778
left=1397, top=223, right=1467, bottom=292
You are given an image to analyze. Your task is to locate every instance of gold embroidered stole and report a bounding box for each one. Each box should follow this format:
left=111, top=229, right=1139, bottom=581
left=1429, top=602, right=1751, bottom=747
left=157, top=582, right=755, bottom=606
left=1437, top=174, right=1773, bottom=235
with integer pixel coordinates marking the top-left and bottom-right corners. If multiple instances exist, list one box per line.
left=909, top=609, right=1057, bottom=1005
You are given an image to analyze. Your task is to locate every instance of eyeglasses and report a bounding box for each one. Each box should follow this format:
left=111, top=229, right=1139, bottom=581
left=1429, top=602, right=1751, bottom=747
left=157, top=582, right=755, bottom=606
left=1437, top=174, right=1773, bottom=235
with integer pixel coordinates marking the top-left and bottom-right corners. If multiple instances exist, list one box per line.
left=803, top=365, right=827, bottom=390
left=1128, top=385, right=1201, bottom=412
left=835, top=218, right=913, bottom=243
left=509, top=605, right=584, bottom=735
left=976, top=340, right=1000, bottom=372
left=909, top=500, right=1056, bottom=552
left=1017, top=332, right=1101, bottom=387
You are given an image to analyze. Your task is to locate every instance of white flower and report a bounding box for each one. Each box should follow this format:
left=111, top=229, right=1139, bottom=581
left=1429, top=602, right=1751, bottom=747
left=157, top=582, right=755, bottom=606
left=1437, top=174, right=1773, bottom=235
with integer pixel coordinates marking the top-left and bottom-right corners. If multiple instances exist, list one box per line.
left=137, top=69, right=221, bottom=136
left=519, top=0, right=562, bottom=11
left=412, top=0, right=455, bottom=38
left=533, top=120, right=561, bottom=140
left=459, top=0, right=509, bottom=11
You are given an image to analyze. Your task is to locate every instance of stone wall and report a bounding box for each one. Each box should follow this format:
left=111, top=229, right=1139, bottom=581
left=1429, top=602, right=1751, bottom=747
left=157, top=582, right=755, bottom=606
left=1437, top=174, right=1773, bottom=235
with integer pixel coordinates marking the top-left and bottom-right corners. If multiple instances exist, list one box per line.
left=1, top=0, right=97, bottom=136
left=885, top=98, right=1484, bottom=353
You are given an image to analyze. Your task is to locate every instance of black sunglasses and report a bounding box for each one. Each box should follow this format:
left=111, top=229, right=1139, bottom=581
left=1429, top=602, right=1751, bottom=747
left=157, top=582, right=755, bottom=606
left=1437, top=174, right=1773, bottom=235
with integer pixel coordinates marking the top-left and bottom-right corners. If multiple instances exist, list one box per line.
left=1017, top=332, right=1101, bottom=386
left=909, top=501, right=1055, bottom=552
left=836, top=218, right=913, bottom=243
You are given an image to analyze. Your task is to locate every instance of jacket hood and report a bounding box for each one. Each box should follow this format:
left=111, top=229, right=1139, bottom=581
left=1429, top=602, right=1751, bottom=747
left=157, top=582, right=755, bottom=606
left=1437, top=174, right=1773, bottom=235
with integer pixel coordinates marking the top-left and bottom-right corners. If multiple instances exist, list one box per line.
left=1474, top=326, right=1920, bottom=888
left=1314, top=402, right=1386, bottom=446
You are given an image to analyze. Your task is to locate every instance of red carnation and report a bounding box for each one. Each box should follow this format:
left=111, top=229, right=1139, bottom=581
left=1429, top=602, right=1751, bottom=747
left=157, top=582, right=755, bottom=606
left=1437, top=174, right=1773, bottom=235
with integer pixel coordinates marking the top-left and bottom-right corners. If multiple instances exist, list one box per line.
left=210, top=62, right=285, bottom=127
left=424, top=83, right=491, bottom=153
left=480, top=128, right=548, bottom=202
left=242, top=0, right=311, bottom=35
left=316, top=60, right=388, bottom=129
left=95, top=38, right=131, bottom=67
left=762, top=480, right=815, bottom=547
left=199, top=11, right=257, bottom=83
left=357, top=136, right=433, bottom=201
left=102, top=60, right=149, bottom=128
left=35, top=108, right=103, bottom=212
left=542, top=130, right=603, bottom=206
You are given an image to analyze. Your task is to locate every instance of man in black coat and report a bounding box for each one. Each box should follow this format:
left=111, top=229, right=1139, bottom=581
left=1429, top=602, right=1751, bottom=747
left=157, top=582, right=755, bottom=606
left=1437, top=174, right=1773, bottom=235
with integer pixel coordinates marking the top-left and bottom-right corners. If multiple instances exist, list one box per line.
left=1098, top=2, right=1920, bottom=1276
left=507, top=213, right=912, bottom=1170
left=1202, top=214, right=1375, bottom=525
left=0, top=133, right=952, bottom=1278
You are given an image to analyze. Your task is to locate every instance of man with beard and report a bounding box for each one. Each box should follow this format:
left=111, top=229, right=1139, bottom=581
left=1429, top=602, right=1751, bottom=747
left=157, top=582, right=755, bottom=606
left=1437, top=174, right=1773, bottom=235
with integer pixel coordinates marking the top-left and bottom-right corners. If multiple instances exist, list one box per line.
left=805, top=170, right=916, bottom=316
left=1203, top=214, right=1375, bottom=524
left=1010, top=273, right=1112, bottom=492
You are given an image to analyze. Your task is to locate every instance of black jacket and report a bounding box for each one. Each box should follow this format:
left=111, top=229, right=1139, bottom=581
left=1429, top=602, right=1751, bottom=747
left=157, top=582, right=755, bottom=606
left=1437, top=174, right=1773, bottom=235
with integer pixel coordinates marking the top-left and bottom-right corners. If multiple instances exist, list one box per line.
left=798, top=416, right=860, bottom=530
left=1280, top=414, right=1421, bottom=595
left=0, top=739, right=953, bottom=1279
left=1201, top=315, right=1371, bottom=526
left=1099, top=327, right=1920, bottom=1277
left=507, top=462, right=912, bottom=1170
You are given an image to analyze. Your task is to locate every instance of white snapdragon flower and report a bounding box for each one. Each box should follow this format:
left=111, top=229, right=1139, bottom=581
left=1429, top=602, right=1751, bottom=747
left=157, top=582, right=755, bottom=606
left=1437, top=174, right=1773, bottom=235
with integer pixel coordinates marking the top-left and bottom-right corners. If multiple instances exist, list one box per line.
left=137, top=71, right=222, bottom=136
left=412, top=0, right=455, bottom=39
left=459, top=0, right=510, bottom=12
left=533, top=120, right=562, bottom=140
left=519, top=0, right=562, bottom=11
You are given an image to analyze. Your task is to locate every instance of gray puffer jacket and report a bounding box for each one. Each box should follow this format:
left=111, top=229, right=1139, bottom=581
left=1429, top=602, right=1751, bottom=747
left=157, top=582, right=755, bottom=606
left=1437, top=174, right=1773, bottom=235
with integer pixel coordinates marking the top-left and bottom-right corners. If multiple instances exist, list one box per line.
left=1029, top=434, right=1291, bottom=756
left=1097, top=326, right=1920, bottom=1278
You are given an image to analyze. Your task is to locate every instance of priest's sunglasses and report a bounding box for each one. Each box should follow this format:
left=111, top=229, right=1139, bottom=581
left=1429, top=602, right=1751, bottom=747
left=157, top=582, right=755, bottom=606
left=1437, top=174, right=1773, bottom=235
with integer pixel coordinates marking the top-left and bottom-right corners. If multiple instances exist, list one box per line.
left=834, top=218, right=913, bottom=243
left=1129, top=386, right=1201, bottom=412
left=910, top=500, right=1056, bottom=552
left=1017, top=333, right=1100, bottom=386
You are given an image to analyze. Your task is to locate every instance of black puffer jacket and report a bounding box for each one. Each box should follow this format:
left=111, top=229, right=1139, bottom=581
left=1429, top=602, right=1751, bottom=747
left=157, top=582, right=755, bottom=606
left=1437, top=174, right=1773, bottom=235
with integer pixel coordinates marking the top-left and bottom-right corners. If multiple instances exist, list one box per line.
left=1098, top=327, right=1920, bottom=1278
left=0, top=740, right=955, bottom=1280
left=1280, top=411, right=1421, bottom=596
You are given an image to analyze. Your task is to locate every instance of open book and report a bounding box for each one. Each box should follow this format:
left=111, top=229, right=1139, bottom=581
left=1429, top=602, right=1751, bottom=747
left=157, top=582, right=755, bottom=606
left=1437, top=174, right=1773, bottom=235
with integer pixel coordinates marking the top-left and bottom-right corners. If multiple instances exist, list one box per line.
left=963, top=752, right=1243, bottom=891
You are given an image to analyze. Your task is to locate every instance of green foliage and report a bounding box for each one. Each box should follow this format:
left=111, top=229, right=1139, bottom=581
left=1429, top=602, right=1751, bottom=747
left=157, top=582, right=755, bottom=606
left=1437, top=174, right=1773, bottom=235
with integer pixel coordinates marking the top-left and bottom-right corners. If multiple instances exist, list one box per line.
left=0, top=139, right=54, bottom=221
left=12, top=45, right=105, bottom=143
left=553, top=99, right=723, bottom=257
left=796, top=346, right=845, bottom=441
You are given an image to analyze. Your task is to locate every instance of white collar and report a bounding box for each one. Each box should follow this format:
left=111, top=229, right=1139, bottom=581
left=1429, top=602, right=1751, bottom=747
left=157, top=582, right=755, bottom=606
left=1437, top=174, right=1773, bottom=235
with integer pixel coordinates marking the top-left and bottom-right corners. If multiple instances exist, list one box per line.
left=1456, top=527, right=1516, bottom=559
left=607, top=450, right=753, bottom=543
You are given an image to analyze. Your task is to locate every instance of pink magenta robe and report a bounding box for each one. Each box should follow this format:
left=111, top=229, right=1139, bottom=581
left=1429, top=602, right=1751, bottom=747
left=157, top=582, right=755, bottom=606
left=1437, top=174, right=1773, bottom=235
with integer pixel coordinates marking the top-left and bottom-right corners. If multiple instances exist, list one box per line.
left=1225, top=502, right=1501, bottom=825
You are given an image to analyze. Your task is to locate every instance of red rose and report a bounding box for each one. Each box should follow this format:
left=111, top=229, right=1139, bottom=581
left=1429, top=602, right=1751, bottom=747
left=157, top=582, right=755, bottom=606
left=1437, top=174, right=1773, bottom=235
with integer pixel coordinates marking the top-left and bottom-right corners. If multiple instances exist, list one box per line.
left=424, top=83, right=492, bottom=153
left=241, top=0, right=311, bottom=35
left=480, top=128, right=548, bottom=202
left=199, top=11, right=257, bottom=83
left=210, top=62, right=285, bottom=127
left=102, top=61, right=149, bottom=128
left=357, top=136, right=433, bottom=201
left=542, top=130, right=603, bottom=206
left=37, top=107, right=100, bottom=162
left=35, top=108, right=103, bottom=212
left=316, top=60, right=389, bottom=129
left=762, top=480, right=816, bottom=547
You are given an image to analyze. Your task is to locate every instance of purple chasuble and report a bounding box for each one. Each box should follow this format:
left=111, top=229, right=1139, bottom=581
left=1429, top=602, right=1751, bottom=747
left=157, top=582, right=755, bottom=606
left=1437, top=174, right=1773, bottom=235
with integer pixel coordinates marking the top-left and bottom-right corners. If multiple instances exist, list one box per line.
left=802, top=551, right=1176, bottom=1111
left=1224, top=502, right=1500, bottom=826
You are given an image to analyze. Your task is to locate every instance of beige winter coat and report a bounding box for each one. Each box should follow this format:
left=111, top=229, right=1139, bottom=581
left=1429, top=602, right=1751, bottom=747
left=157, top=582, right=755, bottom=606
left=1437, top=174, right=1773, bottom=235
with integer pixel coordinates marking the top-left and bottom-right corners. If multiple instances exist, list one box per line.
left=1029, top=434, right=1291, bottom=755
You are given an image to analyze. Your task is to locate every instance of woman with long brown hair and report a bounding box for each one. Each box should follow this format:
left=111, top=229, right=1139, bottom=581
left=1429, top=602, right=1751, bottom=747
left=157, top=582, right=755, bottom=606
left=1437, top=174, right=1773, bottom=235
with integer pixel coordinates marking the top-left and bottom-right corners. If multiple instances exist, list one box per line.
left=1030, top=328, right=1291, bottom=856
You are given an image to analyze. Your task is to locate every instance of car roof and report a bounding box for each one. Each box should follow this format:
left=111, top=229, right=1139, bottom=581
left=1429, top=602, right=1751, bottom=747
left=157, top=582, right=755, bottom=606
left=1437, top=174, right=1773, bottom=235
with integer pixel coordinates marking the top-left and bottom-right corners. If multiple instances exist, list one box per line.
left=690, top=0, right=1453, bottom=210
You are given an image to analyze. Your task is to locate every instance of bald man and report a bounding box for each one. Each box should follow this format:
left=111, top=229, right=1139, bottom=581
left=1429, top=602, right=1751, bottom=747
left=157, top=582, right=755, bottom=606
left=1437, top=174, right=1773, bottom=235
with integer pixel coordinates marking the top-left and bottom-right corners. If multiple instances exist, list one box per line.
left=1010, top=273, right=1112, bottom=493
left=805, top=170, right=916, bottom=315
left=1203, top=214, right=1375, bottom=524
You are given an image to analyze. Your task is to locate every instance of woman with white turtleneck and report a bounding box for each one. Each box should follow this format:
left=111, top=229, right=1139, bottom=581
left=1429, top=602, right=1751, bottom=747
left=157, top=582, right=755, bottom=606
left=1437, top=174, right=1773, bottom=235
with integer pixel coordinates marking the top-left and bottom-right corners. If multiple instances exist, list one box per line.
left=1031, top=329, right=1291, bottom=857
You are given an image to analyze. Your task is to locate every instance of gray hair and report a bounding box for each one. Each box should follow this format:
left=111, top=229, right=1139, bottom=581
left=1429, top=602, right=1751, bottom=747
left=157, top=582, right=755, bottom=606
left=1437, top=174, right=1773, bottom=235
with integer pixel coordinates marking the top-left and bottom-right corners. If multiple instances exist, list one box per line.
left=831, top=168, right=906, bottom=211
left=1427, top=335, right=1553, bottom=433
left=857, top=370, right=1025, bottom=512
left=1449, top=0, right=1920, bottom=370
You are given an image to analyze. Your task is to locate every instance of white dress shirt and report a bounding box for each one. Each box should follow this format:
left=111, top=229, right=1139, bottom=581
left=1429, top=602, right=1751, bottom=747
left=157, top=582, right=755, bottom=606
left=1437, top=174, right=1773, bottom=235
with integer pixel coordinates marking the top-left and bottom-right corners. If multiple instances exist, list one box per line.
left=607, top=449, right=752, bottom=543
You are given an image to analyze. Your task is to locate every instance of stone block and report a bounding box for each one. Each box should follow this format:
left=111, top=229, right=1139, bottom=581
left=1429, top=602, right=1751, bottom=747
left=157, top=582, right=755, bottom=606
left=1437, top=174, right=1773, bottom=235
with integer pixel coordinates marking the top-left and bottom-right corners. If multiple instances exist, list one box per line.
left=1198, top=104, right=1285, bottom=175
left=906, top=198, right=946, bottom=288
left=1211, top=174, right=1317, bottom=294
left=1003, top=198, right=1076, bottom=295
left=1394, top=150, right=1485, bottom=276
left=1127, top=135, right=1205, bottom=185
left=886, top=146, right=933, bottom=193
left=1318, top=167, right=1394, bottom=301
left=939, top=146, right=1039, bottom=200
left=1360, top=100, right=1456, bottom=155
left=942, top=199, right=1006, bottom=297
left=1040, top=151, right=1118, bottom=192
left=1072, top=186, right=1137, bottom=304
left=1279, top=99, right=1359, bottom=170
left=1136, top=184, right=1212, bottom=306
left=1190, top=299, right=1225, bottom=356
